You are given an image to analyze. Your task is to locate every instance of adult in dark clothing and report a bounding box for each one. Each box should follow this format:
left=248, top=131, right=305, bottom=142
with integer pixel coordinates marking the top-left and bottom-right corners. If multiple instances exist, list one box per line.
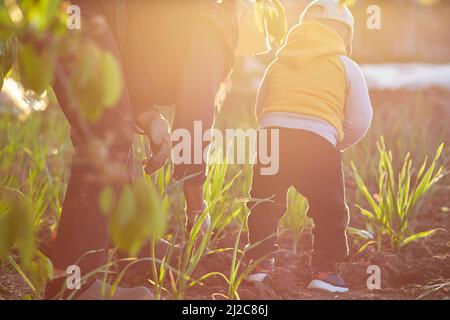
left=46, top=0, right=238, bottom=299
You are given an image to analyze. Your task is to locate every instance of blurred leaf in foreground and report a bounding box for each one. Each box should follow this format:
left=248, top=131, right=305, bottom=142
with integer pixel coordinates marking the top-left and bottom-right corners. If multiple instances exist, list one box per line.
left=100, top=178, right=167, bottom=256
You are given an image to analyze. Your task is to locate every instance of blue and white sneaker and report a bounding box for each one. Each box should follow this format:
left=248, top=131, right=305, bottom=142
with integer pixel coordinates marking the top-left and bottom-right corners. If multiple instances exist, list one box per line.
left=308, top=272, right=349, bottom=293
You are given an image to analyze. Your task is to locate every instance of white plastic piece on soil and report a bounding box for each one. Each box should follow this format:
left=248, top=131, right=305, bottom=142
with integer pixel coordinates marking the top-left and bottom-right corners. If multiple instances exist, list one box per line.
left=246, top=272, right=270, bottom=283
left=308, top=279, right=349, bottom=293
left=361, top=64, right=450, bottom=90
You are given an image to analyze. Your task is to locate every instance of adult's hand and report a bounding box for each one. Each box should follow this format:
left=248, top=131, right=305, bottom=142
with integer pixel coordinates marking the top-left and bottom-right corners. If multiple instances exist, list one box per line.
left=137, top=111, right=172, bottom=175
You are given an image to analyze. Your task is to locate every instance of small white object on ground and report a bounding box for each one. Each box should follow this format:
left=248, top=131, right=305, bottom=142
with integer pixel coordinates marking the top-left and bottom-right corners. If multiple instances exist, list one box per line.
left=308, top=280, right=349, bottom=293
left=246, top=273, right=270, bottom=283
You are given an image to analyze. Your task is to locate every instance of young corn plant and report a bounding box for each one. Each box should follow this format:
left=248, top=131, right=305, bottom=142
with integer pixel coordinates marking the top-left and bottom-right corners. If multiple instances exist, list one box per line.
left=100, top=133, right=181, bottom=300
left=281, top=188, right=310, bottom=255
left=129, top=143, right=244, bottom=299
left=0, top=110, right=70, bottom=298
left=173, top=165, right=244, bottom=300
left=351, top=137, right=445, bottom=252
left=225, top=206, right=282, bottom=300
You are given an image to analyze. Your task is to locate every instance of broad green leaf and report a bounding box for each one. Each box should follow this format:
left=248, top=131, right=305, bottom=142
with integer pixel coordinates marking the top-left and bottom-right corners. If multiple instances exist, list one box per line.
left=98, top=52, right=122, bottom=108
left=18, top=43, right=55, bottom=95
left=99, top=186, right=115, bottom=215
left=0, top=67, right=3, bottom=91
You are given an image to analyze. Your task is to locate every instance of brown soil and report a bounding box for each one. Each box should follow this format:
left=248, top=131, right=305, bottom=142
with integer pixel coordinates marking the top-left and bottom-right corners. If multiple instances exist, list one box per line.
left=2, top=198, right=449, bottom=300
left=1, top=181, right=449, bottom=301
left=184, top=227, right=450, bottom=300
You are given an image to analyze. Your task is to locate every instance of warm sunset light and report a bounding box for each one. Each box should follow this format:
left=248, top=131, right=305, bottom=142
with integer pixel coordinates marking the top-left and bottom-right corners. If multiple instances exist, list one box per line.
left=0, top=0, right=448, bottom=312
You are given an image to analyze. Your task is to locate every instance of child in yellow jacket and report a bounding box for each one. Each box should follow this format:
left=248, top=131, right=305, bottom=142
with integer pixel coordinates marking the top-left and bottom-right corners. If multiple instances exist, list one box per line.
left=246, top=0, right=373, bottom=293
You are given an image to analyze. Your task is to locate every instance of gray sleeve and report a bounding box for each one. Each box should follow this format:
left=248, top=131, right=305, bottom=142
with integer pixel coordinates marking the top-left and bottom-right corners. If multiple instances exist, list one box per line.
left=338, top=56, right=373, bottom=151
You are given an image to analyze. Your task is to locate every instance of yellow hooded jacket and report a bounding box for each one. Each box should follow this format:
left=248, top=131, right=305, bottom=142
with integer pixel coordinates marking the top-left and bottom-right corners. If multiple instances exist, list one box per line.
left=258, top=21, right=348, bottom=140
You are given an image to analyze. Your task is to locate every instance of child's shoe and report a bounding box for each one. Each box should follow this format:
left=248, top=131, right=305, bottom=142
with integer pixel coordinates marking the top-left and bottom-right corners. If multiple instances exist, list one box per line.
left=308, top=271, right=349, bottom=293
left=246, top=258, right=275, bottom=283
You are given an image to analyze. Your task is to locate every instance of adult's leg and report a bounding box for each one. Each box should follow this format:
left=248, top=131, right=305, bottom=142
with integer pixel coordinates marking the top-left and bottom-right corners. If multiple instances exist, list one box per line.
left=51, top=1, right=134, bottom=276
left=171, top=21, right=228, bottom=189
left=170, top=21, right=229, bottom=220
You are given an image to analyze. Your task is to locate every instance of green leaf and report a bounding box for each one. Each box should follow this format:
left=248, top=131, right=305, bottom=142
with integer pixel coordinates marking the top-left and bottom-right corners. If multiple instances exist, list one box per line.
left=0, top=187, right=36, bottom=268
left=19, top=0, right=62, bottom=32
left=99, top=186, right=115, bottom=215
left=347, top=226, right=374, bottom=240
left=254, top=0, right=288, bottom=48
left=355, top=240, right=377, bottom=255
left=0, top=209, right=15, bottom=260
left=0, top=35, right=17, bottom=75
left=340, top=0, right=357, bottom=7
left=114, top=185, right=135, bottom=227
left=27, top=251, right=54, bottom=294
left=13, top=199, right=35, bottom=268
left=433, top=143, right=444, bottom=162
left=0, top=67, right=3, bottom=91
left=18, top=43, right=55, bottom=95
left=70, top=43, right=123, bottom=122
left=98, top=51, right=122, bottom=108
left=400, top=229, right=441, bottom=247
left=352, top=162, right=381, bottom=218
left=254, top=0, right=266, bottom=35
left=355, top=205, right=374, bottom=220
left=266, top=0, right=288, bottom=46
left=107, top=178, right=167, bottom=256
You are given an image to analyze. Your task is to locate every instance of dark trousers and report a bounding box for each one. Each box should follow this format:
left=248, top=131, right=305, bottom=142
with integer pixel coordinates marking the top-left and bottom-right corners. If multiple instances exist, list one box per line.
left=122, top=1, right=229, bottom=185
left=52, top=1, right=135, bottom=274
left=247, top=128, right=349, bottom=271
left=52, top=2, right=229, bottom=274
